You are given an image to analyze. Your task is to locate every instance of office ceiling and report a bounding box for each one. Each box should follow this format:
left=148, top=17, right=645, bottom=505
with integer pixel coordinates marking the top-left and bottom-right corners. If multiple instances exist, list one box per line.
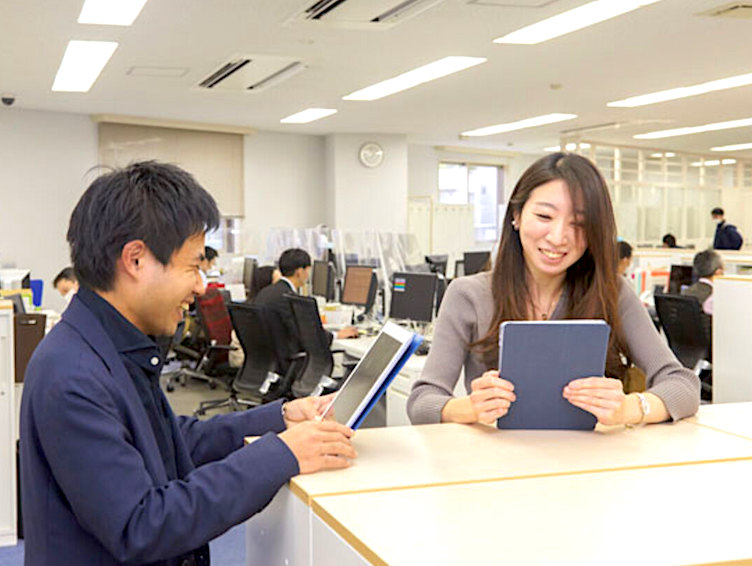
left=2, top=0, right=752, bottom=157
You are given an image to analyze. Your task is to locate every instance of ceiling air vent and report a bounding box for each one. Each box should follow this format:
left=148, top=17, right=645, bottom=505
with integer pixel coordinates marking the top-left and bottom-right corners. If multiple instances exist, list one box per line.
left=293, top=0, right=445, bottom=29
left=197, top=56, right=305, bottom=92
left=699, top=3, right=752, bottom=19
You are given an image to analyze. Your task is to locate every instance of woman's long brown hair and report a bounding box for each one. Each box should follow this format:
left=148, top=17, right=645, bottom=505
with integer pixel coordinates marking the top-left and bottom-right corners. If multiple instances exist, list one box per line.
left=472, top=152, right=629, bottom=379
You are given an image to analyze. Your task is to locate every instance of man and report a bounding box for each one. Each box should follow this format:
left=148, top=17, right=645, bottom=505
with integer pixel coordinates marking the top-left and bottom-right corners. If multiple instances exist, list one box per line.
left=617, top=240, right=632, bottom=277
left=254, top=248, right=357, bottom=373
left=661, top=233, right=678, bottom=248
left=198, top=245, right=218, bottom=287
left=682, top=248, right=723, bottom=316
left=20, top=162, right=356, bottom=566
left=53, top=266, right=79, bottom=303
left=711, top=207, right=743, bottom=250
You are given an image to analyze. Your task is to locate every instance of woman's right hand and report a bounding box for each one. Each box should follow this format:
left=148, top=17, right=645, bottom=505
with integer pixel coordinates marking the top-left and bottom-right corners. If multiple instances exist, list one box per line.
left=441, top=370, right=516, bottom=424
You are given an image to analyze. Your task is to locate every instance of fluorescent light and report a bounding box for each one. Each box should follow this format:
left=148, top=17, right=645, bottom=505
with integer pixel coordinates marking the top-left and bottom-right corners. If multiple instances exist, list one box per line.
left=494, top=0, right=662, bottom=45
left=608, top=71, right=752, bottom=108
left=78, top=0, right=148, bottom=25
left=634, top=117, right=752, bottom=140
left=343, top=56, right=486, bottom=101
left=52, top=40, right=118, bottom=92
left=544, top=142, right=591, bottom=151
left=280, top=108, right=337, bottom=124
left=649, top=152, right=675, bottom=158
left=462, top=113, right=577, bottom=137
left=711, top=142, right=752, bottom=152
left=690, top=159, right=737, bottom=167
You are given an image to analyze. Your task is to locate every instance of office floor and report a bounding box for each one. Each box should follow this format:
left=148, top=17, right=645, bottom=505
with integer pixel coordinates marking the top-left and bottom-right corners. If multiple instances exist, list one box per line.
left=0, top=374, right=245, bottom=565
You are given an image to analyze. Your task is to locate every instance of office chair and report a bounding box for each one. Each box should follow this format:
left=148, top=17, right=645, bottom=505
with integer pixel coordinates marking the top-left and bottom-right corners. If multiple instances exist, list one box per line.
left=165, top=289, right=238, bottom=392
left=286, top=295, right=357, bottom=398
left=195, top=303, right=294, bottom=416
left=654, top=294, right=712, bottom=399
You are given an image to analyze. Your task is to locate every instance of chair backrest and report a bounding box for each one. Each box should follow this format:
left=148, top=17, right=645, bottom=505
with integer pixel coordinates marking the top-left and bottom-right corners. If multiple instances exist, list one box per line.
left=654, top=294, right=710, bottom=369
left=228, top=303, right=280, bottom=398
left=286, top=294, right=334, bottom=397
left=195, top=289, right=233, bottom=365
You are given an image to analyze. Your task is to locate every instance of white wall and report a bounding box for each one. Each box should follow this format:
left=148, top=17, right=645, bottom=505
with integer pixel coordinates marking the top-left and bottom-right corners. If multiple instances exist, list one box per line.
left=242, top=131, right=327, bottom=254
left=325, top=134, right=408, bottom=233
left=0, top=108, right=98, bottom=312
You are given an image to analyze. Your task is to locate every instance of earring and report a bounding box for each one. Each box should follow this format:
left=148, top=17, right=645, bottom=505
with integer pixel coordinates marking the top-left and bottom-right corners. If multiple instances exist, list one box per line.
left=511, top=220, right=519, bottom=230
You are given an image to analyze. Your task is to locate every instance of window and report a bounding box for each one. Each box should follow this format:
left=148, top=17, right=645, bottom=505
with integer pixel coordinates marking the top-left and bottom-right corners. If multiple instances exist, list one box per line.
left=438, top=162, right=504, bottom=241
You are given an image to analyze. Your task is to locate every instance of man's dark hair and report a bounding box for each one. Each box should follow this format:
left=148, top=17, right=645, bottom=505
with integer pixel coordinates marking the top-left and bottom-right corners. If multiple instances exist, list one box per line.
left=53, top=267, right=77, bottom=288
left=204, top=246, right=218, bottom=262
left=67, top=161, right=220, bottom=291
left=617, top=241, right=632, bottom=260
left=693, top=249, right=723, bottom=279
left=278, top=248, right=311, bottom=277
left=662, top=233, right=677, bottom=248
left=711, top=207, right=724, bottom=217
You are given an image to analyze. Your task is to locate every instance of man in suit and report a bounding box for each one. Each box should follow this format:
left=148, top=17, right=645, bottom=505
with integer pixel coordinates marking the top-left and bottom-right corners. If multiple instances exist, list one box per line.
left=20, top=161, right=356, bottom=566
left=711, top=207, right=743, bottom=250
left=254, top=248, right=357, bottom=374
left=682, top=248, right=723, bottom=316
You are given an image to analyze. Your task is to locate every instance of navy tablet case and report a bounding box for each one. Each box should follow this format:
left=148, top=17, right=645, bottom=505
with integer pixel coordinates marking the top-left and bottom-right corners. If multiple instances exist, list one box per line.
left=351, top=333, right=424, bottom=430
left=496, top=320, right=610, bottom=431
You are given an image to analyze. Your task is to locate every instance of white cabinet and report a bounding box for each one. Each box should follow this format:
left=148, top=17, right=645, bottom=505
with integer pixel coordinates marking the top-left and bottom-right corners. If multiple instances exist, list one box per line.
left=0, top=304, right=16, bottom=546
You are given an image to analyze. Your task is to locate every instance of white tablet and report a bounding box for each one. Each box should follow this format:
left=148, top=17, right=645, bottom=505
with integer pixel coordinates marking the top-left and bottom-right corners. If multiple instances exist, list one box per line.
left=322, top=322, right=415, bottom=428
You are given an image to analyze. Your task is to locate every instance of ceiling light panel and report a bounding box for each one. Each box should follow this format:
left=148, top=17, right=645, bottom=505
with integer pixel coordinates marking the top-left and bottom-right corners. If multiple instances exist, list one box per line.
left=494, top=0, right=663, bottom=45
left=634, top=117, right=752, bottom=140
left=343, top=56, right=486, bottom=101
left=544, top=143, right=591, bottom=151
left=78, top=0, right=149, bottom=25
left=462, top=113, right=577, bottom=137
left=52, top=40, right=118, bottom=92
left=608, top=71, right=752, bottom=107
left=280, top=108, right=337, bottom=124
left=711, top=142, right=752, bottom=152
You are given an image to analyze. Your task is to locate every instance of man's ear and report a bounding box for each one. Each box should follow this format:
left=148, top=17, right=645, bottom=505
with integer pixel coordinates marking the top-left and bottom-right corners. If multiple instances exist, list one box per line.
left=119, top=240, right=148, bottom=280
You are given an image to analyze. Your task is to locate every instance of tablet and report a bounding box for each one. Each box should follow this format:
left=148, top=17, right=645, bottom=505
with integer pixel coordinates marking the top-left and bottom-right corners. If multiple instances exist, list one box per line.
left=322, top=322, right=416, bottom=429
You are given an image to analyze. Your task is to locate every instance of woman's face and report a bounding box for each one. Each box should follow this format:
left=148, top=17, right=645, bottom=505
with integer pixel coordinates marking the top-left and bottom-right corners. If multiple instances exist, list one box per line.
left=514, top=179, right=587, bottom=283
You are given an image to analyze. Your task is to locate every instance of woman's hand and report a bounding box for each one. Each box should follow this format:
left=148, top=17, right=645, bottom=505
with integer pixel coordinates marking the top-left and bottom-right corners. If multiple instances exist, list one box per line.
left=442, top=371, right=516, bottom=424
left=563, top=377, right=627, bottom=425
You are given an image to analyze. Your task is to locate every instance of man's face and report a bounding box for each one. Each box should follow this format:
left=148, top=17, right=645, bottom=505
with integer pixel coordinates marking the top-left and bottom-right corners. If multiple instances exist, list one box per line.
left=132, top=233, right=205, bottom=336
left=55, top=279, right=77, bottom=297
left=712, top=214, right=723, bottom=223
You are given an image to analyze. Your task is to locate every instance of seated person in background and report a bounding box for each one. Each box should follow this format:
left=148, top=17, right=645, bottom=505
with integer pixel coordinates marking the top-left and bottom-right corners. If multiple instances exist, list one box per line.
left=53, top=266, right=79, bottom=309
left=662, top=233, right=678, bottom=248
left=682, top=249, right=723, bottom=316
left=711, top=207, right=743, bottom=250
left=246, top=264, right=280, bottom=303
left=20, top=161, right=355, bottom=566
left=408, top=153, right=699, bottom=427
left=617, top=240, right=632, bottom=277
left=198, top=245, right=218, bottom=287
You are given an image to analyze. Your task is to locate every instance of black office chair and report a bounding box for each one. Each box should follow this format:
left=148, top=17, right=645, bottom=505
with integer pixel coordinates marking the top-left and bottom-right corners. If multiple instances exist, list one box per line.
left=286, top=295, right=356, bottom=398
left=195, top=303, right=294, bottom=416
left=654, top=294, right=712, bottom=399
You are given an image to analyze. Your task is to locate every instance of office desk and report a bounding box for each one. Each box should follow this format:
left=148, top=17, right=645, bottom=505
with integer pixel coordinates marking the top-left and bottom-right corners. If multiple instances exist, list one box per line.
left=245, top=416, right=752, bottom=565
left=312, top=460, right=752, bottom=566
left=689, top=402, right=752, bottom=440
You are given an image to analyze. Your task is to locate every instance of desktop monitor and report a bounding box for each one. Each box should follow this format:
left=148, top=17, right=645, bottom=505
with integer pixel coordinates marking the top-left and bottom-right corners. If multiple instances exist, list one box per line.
left=311, top=260, right=336, bottom=302
left=668, top=265, right=694, bottom=295
left=425, top=255, right=448, bottom=276
left=243, top=257, right=257, bottom=293
left=389, top=272, right=437, bottom=323
left=341, top=266, right=375, bottom=308
left=463, top=251, right=491, bottom=276
left=6, top=293, right=25, bottom=314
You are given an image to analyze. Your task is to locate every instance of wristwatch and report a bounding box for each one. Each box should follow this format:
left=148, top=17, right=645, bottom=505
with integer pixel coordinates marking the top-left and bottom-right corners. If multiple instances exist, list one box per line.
left=634, top=392, right=650, bottom=426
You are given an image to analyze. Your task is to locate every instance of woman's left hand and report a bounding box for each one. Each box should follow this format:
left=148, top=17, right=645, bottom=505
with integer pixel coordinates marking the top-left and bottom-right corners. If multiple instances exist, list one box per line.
left=563, top=377, right=627, bottom=425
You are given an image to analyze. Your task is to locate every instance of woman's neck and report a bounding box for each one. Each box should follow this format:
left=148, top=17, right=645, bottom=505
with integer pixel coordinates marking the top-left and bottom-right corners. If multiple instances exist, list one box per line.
left=526, top=272, right=566, bottom=320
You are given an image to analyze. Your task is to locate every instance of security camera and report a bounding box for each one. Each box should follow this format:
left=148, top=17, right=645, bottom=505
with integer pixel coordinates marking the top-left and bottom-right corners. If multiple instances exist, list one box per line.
left=1, top=94, right=16, bottom=107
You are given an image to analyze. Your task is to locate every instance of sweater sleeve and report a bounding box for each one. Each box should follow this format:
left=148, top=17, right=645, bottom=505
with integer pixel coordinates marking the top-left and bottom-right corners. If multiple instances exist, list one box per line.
left=407, top=277, right=479, bottom=424
left=618, top=280, right=700, bottom=420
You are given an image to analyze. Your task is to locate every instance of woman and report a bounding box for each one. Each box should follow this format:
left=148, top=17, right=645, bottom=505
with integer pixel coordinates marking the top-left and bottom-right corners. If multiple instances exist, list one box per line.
left=408, top=153, right=699, bottom=427
left=247, top=265, right=281, bottom=302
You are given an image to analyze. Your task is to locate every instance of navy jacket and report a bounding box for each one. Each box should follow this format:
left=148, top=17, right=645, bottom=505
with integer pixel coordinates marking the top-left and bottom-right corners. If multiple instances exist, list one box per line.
left=20, top=294, right=299, bottom=565
left=714, top=221, right=743, bottom=250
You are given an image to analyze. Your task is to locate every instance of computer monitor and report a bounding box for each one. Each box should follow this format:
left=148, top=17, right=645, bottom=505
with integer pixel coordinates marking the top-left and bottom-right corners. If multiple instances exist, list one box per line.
left=341, top=266, right=375, bottom=308
left=389, top=272, right=438, bottom=323
left=425, top=255, right=448, bottom=276
left=311, top=260, right=335, bottom=302
left=668, top=264, right=694, bottom=295
left=6, top=293, right=25, bottom=314
left=242, top=257, right=257, bottom=293
left=463, top=251, right=491, bottom=276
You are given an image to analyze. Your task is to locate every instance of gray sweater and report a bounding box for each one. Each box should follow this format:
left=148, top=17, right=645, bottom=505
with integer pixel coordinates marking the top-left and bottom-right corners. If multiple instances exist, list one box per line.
left=407, top=272, right=700, bottom=424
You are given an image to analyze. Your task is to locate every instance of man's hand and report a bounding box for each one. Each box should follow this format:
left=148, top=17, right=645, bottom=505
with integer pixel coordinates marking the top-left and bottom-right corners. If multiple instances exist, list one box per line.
left=336, top=326, right=359, bottom=339
left=282, top=395, right=336, bottom=427
left=279, top=420, right=357, bottom=474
